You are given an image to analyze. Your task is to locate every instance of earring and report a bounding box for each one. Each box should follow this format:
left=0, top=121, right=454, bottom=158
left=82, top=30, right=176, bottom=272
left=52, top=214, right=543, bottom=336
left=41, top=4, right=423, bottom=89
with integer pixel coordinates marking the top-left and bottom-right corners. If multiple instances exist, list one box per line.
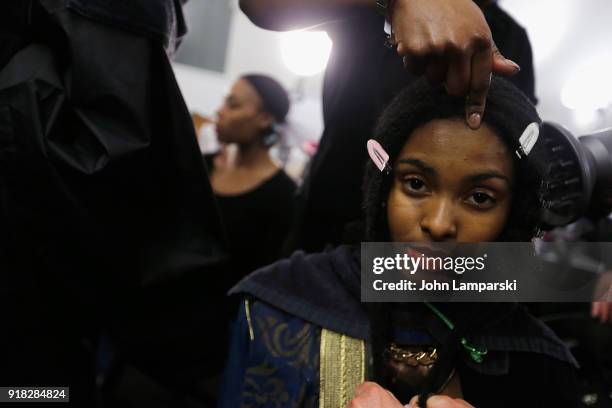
left=263, top=123, right=280, bottom=147
left=263, top=132, right=279, bottom=147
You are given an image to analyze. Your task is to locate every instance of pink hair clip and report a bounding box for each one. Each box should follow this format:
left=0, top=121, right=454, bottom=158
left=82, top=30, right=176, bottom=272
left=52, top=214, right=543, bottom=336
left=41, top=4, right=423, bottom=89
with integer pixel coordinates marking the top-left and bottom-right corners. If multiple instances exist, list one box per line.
left=367, top=139, right=392, bottom=174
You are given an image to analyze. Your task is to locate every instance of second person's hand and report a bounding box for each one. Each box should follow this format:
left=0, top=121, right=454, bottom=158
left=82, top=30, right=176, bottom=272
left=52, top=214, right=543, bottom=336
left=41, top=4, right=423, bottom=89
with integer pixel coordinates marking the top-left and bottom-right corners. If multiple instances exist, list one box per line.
left=390, top=0, right=521, bottom=129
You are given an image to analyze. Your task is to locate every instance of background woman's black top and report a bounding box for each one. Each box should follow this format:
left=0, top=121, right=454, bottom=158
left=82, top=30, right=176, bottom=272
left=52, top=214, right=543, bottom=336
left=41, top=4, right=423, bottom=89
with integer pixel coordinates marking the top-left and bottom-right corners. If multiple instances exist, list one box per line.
left=205, top=154, right=297, bottom=288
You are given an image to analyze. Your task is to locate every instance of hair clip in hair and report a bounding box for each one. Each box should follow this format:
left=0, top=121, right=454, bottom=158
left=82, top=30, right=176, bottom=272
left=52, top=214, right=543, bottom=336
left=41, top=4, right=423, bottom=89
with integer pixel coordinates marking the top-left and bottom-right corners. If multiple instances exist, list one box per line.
left=367, top=139, right=392, bottom=174
left=515, top=122, right=540, bottom=159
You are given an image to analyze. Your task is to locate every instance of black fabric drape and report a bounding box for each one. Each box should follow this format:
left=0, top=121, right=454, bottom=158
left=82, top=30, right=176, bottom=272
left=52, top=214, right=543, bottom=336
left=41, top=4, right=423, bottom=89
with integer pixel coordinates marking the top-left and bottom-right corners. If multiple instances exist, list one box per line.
left=1, top=3, right=226, bottom=405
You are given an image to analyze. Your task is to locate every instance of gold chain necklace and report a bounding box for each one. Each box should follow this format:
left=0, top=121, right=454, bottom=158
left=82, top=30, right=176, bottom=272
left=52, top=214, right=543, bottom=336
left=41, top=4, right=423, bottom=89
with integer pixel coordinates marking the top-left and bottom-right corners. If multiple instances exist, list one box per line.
left=385, top=343, right=439, bottom=366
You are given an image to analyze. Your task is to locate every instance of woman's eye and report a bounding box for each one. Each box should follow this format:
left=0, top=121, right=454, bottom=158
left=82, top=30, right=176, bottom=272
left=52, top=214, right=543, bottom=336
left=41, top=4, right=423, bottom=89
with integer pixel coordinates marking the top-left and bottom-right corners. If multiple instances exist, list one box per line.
left=467, top=192, right=496, bottom=207
left=403, top=177, right=428, bottom=193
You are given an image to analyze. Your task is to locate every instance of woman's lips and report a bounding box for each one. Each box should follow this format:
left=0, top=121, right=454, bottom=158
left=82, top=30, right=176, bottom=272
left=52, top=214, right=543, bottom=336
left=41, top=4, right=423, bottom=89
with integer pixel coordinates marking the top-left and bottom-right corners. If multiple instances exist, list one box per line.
left=404, top=244, right=455, bottom=275
left=408, top=244, right=452, bottom=259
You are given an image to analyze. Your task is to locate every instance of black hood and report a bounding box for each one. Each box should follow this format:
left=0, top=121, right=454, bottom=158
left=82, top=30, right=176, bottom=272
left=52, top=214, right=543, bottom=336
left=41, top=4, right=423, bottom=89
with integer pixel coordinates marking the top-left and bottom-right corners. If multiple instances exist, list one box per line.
left=230, top=245, right=577, bottom=367
left=230, top=245, right=366, bottom=339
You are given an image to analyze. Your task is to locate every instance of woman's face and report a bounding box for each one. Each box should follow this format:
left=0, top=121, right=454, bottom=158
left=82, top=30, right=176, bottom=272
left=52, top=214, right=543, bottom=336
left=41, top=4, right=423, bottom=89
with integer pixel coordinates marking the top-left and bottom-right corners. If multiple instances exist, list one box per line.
left=215, top=79, right=272, bottom=145
left=387, top=118, right=515, bottom=242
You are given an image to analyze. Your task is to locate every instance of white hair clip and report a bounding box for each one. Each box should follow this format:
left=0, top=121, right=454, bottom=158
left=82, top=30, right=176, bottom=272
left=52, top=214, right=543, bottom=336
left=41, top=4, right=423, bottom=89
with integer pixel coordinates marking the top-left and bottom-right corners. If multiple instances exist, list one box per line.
left=367, top=139, right=392, bottom=174
left=516, top=122, right=540, bottom=159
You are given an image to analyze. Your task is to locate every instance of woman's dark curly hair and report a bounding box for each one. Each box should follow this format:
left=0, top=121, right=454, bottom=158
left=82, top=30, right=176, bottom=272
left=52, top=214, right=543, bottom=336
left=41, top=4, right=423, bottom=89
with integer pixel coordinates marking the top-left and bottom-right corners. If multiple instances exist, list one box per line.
left=363, top=78, right=548, bottom=392
left=363, top=76, right=545, bottom=242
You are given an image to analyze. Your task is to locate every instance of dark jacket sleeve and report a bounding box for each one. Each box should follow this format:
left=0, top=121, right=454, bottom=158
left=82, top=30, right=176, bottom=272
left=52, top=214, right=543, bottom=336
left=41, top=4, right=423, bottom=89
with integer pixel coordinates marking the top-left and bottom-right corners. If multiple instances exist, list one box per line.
left=484, top=3, right=537, bottom=104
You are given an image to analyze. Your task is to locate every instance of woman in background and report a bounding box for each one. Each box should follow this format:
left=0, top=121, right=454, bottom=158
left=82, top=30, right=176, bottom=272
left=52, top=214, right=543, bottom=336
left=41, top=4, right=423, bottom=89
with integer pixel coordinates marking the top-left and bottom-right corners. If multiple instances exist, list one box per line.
left=205, top=74, right=296, bottom=292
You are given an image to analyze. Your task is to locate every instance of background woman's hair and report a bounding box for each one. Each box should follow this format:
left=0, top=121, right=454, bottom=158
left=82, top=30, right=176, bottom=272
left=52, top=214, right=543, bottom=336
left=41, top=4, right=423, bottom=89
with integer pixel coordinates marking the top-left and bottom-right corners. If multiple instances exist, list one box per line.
left=242, top=74, right=290, bottom=148
left=363, top=76, right=545, bottom=243
left=242, top=74, right=290, bottom=123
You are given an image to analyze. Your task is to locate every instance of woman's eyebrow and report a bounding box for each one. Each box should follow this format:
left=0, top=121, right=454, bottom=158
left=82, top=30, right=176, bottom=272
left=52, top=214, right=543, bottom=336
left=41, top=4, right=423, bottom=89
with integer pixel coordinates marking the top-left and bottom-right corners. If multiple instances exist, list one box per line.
left=396, top=158, right=510, bottom=184
left=467, top=171, right=511, bottom=184
left=395, top=158, right=436, bottom=175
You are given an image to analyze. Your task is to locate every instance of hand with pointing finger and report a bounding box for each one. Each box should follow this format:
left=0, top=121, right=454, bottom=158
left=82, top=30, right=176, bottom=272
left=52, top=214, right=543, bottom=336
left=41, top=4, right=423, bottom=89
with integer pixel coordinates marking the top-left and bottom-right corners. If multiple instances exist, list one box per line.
left=389, top=0, right=521, bottom=129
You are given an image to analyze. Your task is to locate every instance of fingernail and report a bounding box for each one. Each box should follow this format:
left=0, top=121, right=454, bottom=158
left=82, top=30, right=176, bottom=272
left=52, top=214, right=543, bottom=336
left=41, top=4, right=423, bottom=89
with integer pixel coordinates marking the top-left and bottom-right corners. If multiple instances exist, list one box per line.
left=507, top=59, right=521, bottom=72
left=468, top=112, right=481, bottom=129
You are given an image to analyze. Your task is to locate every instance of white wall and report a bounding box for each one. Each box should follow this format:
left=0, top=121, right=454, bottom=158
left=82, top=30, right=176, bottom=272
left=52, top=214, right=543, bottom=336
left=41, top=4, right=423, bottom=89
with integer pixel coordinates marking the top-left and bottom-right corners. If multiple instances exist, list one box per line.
left=173, top=63, right=230, bottom=116
left=173, top=0, right=325, bottom=145
left=501, top=0, right=612, bottom=135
